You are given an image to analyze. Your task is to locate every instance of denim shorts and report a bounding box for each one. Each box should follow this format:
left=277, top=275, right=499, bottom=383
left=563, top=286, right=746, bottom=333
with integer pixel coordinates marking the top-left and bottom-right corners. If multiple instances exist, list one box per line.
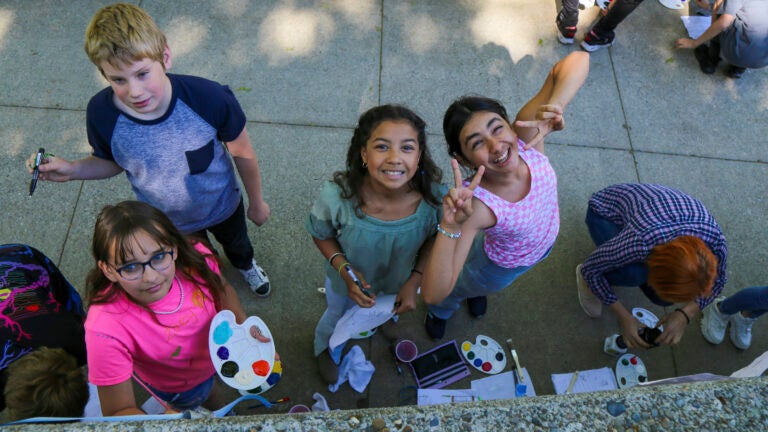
left=146, top=374, right=215, bottom=411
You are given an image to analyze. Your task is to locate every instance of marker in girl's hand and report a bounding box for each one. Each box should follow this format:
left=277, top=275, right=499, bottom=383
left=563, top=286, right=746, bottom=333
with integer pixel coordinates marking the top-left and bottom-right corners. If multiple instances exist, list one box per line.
left=344, top=264, right=372, bottom=298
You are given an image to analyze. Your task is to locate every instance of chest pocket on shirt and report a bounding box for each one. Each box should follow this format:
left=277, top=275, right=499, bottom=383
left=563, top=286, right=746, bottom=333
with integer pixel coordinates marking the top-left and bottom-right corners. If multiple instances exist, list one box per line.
left=185, top=140, right=215, bottom=175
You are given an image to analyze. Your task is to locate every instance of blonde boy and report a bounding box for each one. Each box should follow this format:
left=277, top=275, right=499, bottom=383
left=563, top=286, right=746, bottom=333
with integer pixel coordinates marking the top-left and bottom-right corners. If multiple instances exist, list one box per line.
left=28, top=3, right=272, bottom=295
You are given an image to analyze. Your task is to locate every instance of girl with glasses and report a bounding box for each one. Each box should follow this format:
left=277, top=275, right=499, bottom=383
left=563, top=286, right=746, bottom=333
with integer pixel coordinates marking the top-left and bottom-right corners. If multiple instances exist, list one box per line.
left=83, top=200, right=269, bottom=416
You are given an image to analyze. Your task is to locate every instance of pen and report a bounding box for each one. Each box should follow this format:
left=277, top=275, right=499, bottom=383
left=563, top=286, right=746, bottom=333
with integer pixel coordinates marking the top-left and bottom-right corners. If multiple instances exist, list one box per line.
left=566, top=371, right=579, bottom=394
left=29, top=147, right=45, bottom=196
left=344, top=264, right=372, bottom=298
left=391, top=344, right=402, bottom=375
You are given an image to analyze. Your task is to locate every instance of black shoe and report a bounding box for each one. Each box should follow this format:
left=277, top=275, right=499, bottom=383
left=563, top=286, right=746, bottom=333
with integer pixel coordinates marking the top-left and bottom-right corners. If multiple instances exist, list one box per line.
left=725, top=64, right=746, bottom=79
left=467, top=296, right=487, bottom=317
left=581, top=29, right=615, bottom=52
left=693, top=45, right=718, bottom=74
left=555, top=14, right=576, bottom=45
left=425, top=312, right=447, bottom=339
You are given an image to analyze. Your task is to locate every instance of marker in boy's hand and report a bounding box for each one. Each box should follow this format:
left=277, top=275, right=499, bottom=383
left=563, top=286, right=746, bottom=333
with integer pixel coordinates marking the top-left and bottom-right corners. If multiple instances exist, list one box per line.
left=28, top=148, right=45, bottom=196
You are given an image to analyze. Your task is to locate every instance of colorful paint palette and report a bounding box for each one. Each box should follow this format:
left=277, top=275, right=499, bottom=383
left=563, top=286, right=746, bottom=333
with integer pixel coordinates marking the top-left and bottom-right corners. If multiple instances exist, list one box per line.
left=460, top=335, right=507, bottom=374
left=239, top=359, right=283, bottom=396
left=615, top=354, right=648, bottom=389
left=209, top=310, right=275, bottom=390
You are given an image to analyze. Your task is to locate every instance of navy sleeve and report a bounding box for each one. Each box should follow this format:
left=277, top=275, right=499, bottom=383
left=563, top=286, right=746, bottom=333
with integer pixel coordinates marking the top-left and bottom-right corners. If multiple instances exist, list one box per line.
left=170, top=74, right=247, bottom=142
left=86, top=88, right=120, bottom=161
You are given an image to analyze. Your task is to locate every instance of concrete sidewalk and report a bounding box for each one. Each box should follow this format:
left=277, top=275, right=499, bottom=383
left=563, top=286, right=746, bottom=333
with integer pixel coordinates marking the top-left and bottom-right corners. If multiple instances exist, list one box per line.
left=1, top=0, right=767, bottom=419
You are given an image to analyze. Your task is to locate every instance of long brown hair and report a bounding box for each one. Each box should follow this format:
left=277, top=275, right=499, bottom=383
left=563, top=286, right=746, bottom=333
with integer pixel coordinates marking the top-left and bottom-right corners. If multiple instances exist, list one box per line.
left=85, top=201, right=224, bottom=310
left=333, top=104, right=442, bottom=217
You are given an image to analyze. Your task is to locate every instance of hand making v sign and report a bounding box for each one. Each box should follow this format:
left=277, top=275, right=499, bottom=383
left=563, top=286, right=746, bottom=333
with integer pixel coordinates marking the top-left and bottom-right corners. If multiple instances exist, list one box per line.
left=442, top=159, right=485, bottom=227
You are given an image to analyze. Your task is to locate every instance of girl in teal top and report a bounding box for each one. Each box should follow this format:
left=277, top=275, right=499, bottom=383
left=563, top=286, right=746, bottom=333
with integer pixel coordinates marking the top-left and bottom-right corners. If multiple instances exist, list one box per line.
left=306, top=104, right=446, bottom=384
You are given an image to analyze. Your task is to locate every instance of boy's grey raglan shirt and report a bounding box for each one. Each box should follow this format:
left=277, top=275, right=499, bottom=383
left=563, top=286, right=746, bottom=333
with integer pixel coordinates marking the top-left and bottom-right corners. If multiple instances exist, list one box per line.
left=86, top=74, right=246, bottom=233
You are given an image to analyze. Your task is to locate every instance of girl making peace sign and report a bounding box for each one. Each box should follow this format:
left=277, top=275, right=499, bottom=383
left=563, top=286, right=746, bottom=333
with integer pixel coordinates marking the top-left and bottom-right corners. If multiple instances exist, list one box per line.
left=421, top=52, right=590, bottom=339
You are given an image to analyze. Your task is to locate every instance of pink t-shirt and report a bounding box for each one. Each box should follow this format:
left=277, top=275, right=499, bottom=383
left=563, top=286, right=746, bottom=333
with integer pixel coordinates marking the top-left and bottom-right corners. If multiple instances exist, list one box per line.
left=85, top=243, right=219, bottom=393
left=471, top=142, right=559, bottom=268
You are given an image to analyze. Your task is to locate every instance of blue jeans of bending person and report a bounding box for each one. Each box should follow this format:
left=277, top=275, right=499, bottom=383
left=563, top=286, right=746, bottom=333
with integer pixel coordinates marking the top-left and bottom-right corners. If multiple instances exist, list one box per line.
left=720, top=286, right=768, bottom=319
left=428, top=233, right=549, bottom=320
left=585, top=208, right=671, bottom=307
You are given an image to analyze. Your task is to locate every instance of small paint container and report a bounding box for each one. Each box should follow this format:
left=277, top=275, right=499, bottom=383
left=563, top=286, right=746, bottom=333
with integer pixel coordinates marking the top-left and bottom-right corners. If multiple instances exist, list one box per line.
left=289, top=404, right=310, bottom=413
left=395, top=340, right=418, bottom=363
left=603, top=334, right=628, bottom=356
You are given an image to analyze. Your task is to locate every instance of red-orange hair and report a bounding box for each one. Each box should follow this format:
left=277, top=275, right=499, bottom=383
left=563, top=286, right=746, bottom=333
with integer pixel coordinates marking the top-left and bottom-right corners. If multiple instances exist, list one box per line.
left=647, top=236, right=717, bottom=303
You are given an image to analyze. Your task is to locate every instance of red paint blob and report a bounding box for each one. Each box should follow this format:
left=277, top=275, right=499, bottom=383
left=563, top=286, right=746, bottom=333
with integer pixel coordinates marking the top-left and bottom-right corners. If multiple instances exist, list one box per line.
left=26, top=305, right=40, bottom=312
left=252, top=360, right=270, bottom=376
left=481, top=362, right=492, bottom=372
left=630, top=356, right=638, bottom=365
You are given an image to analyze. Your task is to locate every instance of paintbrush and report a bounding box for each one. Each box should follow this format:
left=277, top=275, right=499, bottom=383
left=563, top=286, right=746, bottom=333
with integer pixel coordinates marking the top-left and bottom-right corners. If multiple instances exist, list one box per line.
left=247, top=397, right=290, bottom=409
left=506, top=338, right=524, bottom=383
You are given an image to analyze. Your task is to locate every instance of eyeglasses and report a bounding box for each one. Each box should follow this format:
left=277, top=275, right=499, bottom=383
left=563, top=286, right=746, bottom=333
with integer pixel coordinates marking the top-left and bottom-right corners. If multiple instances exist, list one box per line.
left=114, top=250, right=174, bottom=281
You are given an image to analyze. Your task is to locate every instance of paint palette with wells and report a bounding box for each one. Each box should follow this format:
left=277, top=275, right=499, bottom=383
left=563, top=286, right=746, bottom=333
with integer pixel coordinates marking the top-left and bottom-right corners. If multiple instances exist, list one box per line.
left=615, top=354, right=648, bottom=389
left=460, top=335, right=507, bottom=374
left=209, top=310, right=275, bottom=390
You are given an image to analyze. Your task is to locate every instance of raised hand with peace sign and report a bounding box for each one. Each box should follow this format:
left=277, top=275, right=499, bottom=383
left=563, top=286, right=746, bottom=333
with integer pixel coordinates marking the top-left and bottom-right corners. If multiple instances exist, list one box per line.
left=442, top=159, right=485, bottom=228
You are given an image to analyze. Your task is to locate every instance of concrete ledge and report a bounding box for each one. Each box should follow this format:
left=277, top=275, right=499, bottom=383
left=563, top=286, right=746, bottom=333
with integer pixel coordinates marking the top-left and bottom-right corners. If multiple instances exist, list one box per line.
left=8, top=377, right=768, bottom=431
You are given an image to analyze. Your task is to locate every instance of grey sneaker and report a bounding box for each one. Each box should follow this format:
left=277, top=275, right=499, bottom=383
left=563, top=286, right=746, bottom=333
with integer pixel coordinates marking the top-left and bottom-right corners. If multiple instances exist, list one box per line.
left=240, top=259, right=271, bottom=297
left=729, top=311, right=756, bottom=350
left=576, top=264, right=602, bottom=318
left=701, top=297, right=729, bottom=345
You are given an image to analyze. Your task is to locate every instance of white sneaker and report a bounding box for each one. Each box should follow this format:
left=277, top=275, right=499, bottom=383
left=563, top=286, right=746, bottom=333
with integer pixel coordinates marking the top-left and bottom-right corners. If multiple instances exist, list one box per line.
left=729, top=311, right=756, bottom=350
left=576, top=264, right=602, bottom=318
left=701, top=296, right=729, bottom=345
left=240, top=259, right=271, bottom=297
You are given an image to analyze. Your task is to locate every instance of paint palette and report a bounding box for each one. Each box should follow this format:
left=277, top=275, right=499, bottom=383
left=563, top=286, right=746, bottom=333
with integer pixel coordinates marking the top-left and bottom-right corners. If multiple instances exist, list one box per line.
left=632, top=307, right=663, bottom=331
left=238, top=359, right=283, bottom=396
left=460, top=335, right=507, bottom=374
left=209, top=310, right=275, bottom=390
left=615, top=354, right=648, bottom=389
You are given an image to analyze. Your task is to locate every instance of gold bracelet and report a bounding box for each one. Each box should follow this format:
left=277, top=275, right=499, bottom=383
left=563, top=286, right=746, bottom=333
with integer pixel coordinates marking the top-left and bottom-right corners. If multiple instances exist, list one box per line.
left=337, top=261, right=350, bottom=275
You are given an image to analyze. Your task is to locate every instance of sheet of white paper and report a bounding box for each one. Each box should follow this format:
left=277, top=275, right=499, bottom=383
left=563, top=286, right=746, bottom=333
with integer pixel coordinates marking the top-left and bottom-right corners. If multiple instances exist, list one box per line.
left=640, top=373, right=731, bottom=386
left=731, top=350, right=768, bottom=378
left=83, top=383, right=103, bottom=417
left=417, top=388, right=479, bottom=406
left=470, top=369, right=536, bottom=400
left=681, top=16, right=710, bottom=39
left=328, top=295, right=396, bottom=350
left=141, top=396, right=166, bottom=415
left=552, top=367, right=617, bottom=394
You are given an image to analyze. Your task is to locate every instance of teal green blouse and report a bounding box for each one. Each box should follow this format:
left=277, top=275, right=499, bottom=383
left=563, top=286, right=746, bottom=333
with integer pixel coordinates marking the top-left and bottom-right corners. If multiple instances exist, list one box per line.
left=306, top=181, right=447, bottom=297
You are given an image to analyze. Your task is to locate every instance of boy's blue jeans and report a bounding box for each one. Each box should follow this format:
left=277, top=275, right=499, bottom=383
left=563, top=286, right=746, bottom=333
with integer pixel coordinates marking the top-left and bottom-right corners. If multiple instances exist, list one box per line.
left=428, top=234, right=546, bottom=320
left=720, top=286, right=768, bottom=318
left=585, top=208, right=670, bottom=307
